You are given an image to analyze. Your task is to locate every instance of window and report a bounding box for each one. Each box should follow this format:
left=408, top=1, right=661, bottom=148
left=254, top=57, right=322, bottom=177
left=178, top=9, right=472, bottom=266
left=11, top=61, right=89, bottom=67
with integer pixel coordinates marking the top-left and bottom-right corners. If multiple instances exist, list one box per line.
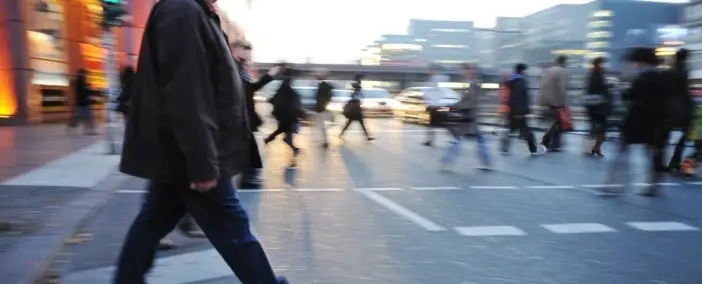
left=587, top=31, right=612, bottom=38
left=591, top=10, right=614, bottom=17
left=586, top=41, right=610, bottom=49
left=432, top=44, right=469, bottom=48
left=588, top=21, right=610, bottom=28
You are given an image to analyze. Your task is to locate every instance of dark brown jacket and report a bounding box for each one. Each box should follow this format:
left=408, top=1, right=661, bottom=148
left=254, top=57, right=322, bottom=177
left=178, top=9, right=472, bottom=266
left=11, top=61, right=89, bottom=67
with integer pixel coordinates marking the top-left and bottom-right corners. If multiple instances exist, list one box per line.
left=120, top=0, right=250, bottom=183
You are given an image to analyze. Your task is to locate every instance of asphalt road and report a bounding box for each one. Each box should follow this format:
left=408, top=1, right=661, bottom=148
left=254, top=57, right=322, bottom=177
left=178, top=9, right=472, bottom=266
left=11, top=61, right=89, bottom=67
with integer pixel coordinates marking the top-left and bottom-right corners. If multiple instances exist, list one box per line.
left=56, top=118, right=702, bottom=284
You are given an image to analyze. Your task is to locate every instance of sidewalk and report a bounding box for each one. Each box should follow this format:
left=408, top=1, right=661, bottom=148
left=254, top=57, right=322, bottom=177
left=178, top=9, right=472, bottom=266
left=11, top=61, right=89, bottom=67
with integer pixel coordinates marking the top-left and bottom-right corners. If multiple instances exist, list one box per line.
left=0, top=123, right=127, bottom=283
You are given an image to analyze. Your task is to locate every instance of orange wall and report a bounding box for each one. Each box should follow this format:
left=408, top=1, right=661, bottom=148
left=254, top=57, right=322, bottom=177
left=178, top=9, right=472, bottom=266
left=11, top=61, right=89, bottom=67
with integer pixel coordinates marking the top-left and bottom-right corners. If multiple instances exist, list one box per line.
left=0, top=28, right=17, bottom=118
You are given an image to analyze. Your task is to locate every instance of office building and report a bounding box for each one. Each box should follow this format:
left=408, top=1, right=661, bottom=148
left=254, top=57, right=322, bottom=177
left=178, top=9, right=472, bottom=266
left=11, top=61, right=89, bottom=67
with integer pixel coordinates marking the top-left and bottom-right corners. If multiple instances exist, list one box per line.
left=585, top=0, right=682, bottom=71
left=473, top=28, right=495, bottom=68
left=684, top=1, right=702, bottom=79
left=408, top=19, right=475, bottom=65
left=494, top=17, right=523, bottom=71
left=1, top=0, right=155, bottom=125
left=376, top=34, right=423, bottom=66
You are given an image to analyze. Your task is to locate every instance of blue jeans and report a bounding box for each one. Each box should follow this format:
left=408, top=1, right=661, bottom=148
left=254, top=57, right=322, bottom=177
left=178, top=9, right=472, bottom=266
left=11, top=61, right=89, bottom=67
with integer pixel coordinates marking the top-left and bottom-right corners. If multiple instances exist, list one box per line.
left=441, top=132, right=491, bottom=166
left=114, top=178, right=278, bottom=284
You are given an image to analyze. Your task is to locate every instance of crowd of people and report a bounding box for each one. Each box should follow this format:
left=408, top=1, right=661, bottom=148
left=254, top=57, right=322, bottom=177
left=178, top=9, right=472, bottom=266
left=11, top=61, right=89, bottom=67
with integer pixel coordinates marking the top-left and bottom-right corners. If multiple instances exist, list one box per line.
left=99, top=0, right=698, bottom=283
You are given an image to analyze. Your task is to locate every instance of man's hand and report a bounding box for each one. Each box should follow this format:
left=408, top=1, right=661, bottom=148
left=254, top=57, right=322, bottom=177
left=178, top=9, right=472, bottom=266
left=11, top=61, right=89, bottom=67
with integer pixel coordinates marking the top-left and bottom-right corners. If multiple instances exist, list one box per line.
left=190, top=179, right=217, bottom=193
left=268, top=66, right=281, bottom=76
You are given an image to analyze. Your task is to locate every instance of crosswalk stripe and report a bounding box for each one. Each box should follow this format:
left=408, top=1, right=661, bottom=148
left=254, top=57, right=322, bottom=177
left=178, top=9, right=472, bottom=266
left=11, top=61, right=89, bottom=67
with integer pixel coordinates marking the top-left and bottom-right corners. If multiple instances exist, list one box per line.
left=580, top=184, right=624, bottom=188
left=541, top=223, right=617, bottom=234
left=292, top=188, right=343, bottom=192
left=354, top=187, right=403, bottom=191
left=470, top=186, right=519, bottom=189
left=454, top=226, right=526, bottom=236
left=527, top=185, right=575, bottom=189
left=355, top=189, right=445, bottom=231
left=411, top=186, right=461, bottom=190
left=625, top=222, right=700, bottom=232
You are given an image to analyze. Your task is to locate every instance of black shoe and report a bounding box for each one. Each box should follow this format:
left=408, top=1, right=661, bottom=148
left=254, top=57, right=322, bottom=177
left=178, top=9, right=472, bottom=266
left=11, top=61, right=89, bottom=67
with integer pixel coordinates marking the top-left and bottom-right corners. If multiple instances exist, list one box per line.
left=322, top=142, right=329, bottom=148
left=423, top=141, right=432, bottom=147
left=367, top=137, right=375, bottom=142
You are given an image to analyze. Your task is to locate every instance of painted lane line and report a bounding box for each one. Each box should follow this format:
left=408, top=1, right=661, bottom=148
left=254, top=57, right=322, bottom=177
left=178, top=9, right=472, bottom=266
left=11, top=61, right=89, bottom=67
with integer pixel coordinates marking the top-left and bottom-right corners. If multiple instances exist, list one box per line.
left=625, top=222, right=700, bottom=232
left=411, top=186, right=462, bottom=191
left=631, top=183, right=651, bottom=187
left=355, top=189, right=445, bottom=231
left=527, top=185, right=575, bottom=189
left=116, top=189, right=147, bottom=194
left=470, top=186, right=519, bottom=190
left=355, top=187, right=403, bottom=191
left=454, top=226, right=527, bottom=236
left=541, top=223, right=617, bottom=234
left=292, top=188, right=343, bottom=192
left=580, top=184, right=624, bottom=188
left=238, top=189, right=287, bottom=192
left=655, top=182, right=680, bottom=186
left=686, top=181, right=702, bottom=185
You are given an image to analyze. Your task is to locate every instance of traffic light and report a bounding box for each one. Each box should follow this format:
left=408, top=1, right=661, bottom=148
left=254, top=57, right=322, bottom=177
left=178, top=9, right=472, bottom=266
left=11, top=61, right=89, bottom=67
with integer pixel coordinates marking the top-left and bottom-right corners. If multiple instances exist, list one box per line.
left=102, top=0, right=127, bottom=29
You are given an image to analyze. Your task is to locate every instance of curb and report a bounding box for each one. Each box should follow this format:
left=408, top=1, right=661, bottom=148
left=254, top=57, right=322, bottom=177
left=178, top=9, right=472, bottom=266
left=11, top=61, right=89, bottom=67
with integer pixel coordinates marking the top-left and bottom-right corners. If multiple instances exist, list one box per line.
left=0, top=172, right=131, bottom=284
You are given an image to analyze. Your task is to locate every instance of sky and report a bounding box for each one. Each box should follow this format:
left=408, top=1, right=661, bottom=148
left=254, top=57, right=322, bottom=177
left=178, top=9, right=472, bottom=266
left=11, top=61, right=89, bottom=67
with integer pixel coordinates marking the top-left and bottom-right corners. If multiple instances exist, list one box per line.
left=216, top=0, right=687, bottom=63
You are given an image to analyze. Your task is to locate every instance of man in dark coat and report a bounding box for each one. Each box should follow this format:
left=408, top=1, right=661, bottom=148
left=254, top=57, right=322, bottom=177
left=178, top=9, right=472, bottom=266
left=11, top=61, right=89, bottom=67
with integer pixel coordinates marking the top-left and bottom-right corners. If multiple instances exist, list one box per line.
left=230, top=40, right=279, bottom=189
left=500, top=63, right=539, bottom=155
left=115, top=0, right=287, bottom=283
left=313, top=68, right=334, bottom=148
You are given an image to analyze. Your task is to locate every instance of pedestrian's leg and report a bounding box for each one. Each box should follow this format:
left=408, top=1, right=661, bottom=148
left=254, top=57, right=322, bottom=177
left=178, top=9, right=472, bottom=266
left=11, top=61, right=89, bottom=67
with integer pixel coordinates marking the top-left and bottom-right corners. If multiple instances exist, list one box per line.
left=184, top=179, right=280, bottom=284
left=357, top=118, right=373, bottom=140
left=318, top=112, right=329, bottom=146
left=441, top=134, right=461, bottom=165
left=669, top=127, right=688, bottom=170
left=475, top=132, right=491, bottom=167
left=264, top=128, right=284, bottom=144
left=339, top=119, right=352, bottom=138
left=114, top=181, right=187, bottom=284
left=518, top=117, right=537, bottom=153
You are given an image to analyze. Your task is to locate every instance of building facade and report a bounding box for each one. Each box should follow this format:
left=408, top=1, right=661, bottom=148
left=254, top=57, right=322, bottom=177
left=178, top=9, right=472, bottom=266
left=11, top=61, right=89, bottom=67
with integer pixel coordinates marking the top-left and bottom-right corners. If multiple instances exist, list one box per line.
left=585, top=0, right=682, bottom=71
left=408, top=19, right=475, bottom=65
left=0, top=0, right=153, bottom=125
left=493, top=17, right=523, bottom=71
left=685, top=0, right=702, bottom=80
left=473, top=28, right=495, bottom=69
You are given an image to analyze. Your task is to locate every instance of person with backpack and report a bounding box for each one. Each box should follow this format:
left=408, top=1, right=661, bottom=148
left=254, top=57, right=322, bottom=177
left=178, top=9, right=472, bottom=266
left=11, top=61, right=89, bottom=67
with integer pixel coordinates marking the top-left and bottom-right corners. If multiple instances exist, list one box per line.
left=500, top=63, right=540, bottom=155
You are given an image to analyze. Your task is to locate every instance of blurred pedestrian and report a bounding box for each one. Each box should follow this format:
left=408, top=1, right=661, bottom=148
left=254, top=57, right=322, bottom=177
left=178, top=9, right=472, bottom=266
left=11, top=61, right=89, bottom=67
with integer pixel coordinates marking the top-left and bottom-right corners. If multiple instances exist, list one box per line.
left=339, top=74, right=375, bottom=141
left=114, top=0, right=288, bottom=283
left=440, top=63, right=491, bottom=170
left=264, top=66, right=305, bottom=159
left=314, top=68, right=334, bottom=148
left=423, top=64, right=444, bottom=146
left=67, top=68, right=98, bottom=135
left=500, top=63, right=539, bottom=155
left=582, top=57, right=612, bottom=157
left=231, top=40, right=279, bottom=189
left=115, top=66, right=134, bottom=120
left=604, top=47, right=669, bottom=197
left=666, top=49, right=695, bottom=172
left=539, top=55, right=570, bottom=152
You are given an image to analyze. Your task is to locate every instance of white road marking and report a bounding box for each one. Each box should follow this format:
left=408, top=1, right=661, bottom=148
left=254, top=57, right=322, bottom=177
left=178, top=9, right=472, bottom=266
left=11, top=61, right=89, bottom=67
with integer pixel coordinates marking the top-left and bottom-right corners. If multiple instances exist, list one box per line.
left=470, top=186, right=519, bottom=190
left=656, top=182, right=680, bottom=186
left=527, top=185, right=575, bottom=189
left=580, top=184, right=624, bottom=188
left=355, top=187, right=403, bottom=191
left=631, top=183, right=651, bottom=186
left=355, top=189, right=445, bottom=231
left=62, top=249, right=230, bottom=284
left=292, top=188, right=343, bottom=192
left=454, top=226, right=527, bottom=236
left=541, top=223, right=617, bottom=234
left=1, top=142, right=120, bottom=188
left=238, top=188, right=287, bottom=192
left=116, top=189, right=147, bottom=194
left=411, top=186, right=461, bottom=191
left=686, top=181, right=702, bottom=185
left=625, top=222, right=700, bottom=232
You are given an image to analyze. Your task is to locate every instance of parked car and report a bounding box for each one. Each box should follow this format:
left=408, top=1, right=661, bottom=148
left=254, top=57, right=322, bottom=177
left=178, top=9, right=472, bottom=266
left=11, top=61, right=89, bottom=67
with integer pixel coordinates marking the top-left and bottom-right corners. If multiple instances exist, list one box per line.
left=392, top=87, right=461, bottom=123
left=326, top=88, right=395, bottom=117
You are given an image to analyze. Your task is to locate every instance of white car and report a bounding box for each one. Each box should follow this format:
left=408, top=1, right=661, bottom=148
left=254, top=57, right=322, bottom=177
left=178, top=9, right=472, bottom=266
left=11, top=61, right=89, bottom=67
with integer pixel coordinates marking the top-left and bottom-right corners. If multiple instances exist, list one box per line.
left=326, top=88, right=396, bottom=117
left=392, top=87, right=462, bottom=123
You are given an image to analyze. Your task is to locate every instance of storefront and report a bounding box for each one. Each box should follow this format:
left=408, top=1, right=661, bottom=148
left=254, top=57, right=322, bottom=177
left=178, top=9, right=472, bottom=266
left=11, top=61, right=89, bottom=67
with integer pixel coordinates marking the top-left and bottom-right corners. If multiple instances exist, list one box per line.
left=0, top=0, right=149, bottom=125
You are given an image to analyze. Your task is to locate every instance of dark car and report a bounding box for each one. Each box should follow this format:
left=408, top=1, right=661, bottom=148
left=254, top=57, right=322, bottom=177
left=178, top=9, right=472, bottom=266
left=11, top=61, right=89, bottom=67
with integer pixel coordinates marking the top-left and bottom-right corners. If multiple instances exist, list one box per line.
left=392, top=87, right=461, bottom=124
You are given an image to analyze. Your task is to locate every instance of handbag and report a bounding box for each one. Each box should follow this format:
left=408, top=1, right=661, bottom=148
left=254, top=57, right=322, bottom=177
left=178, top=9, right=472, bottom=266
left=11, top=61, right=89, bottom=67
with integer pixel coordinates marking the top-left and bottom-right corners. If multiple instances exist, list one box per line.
left=559, top=108, right=574, bottom=132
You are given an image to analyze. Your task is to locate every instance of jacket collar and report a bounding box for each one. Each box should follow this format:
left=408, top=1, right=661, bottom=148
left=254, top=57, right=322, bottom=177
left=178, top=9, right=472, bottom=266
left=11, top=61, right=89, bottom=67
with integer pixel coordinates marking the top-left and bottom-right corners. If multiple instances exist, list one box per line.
left=195, top=0, right=218, bottom=19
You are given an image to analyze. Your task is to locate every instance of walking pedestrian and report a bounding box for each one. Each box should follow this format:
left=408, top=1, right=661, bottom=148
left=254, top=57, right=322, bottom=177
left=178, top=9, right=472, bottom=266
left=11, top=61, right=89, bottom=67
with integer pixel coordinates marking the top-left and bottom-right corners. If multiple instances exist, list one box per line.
left=539, top=55, right=570, bottom=152
left=264, top=66, right=304, bottom=158
left=67, top=68, right=98, bottom=135
left=666, top=49, right=695, bottom=173
left=338, top=74, right=375, bottom=141
left=500, top=63, right=540, bottom=155
left=314, top=68, right=334, bottom=148
left=604, top=47, right=670, bottom=197
left=115, top=0, right=288, bottom=283
left=423, top=64, right=445, bottom=146
left=231, top=40, right=279, bottom=189
left=582, top=57, right=612, bottom=157
left=440, top=63, right=491, bottom=170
